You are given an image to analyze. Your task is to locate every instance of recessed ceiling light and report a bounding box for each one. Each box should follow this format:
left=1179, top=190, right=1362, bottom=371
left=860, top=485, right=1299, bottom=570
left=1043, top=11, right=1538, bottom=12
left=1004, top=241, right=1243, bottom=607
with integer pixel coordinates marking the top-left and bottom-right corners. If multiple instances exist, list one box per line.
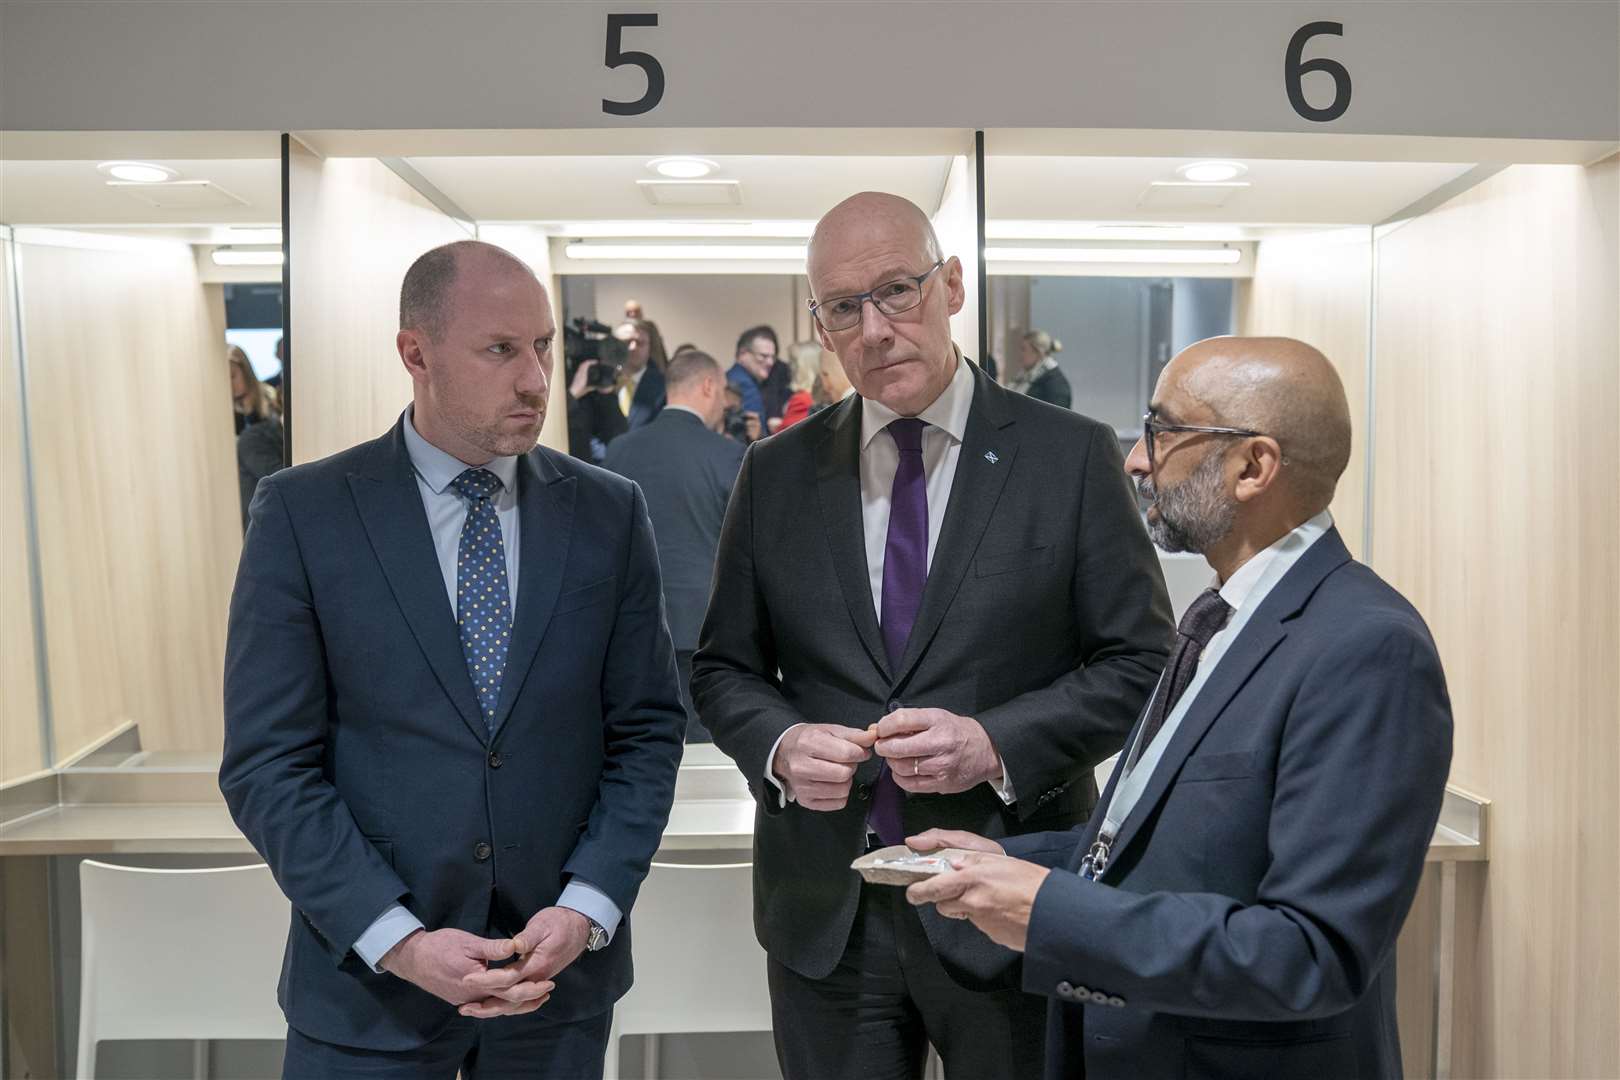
left=211, top=248, right=285, bottom=267
left=1177, top=161, right=1248, bottom=184
left=97, top=161, right=178, bottom=184
left=647, top=157, right=718, bottom=180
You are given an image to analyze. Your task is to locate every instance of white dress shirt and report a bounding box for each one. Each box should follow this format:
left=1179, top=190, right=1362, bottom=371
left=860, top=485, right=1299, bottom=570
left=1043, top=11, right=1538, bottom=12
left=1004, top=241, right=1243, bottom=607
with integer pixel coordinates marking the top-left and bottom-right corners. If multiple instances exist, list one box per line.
left=767, top=353, right=1013, bottom=804
left=1099, top=510, right=1334, bottom=840
left=351, top=408, right=622, bottom=973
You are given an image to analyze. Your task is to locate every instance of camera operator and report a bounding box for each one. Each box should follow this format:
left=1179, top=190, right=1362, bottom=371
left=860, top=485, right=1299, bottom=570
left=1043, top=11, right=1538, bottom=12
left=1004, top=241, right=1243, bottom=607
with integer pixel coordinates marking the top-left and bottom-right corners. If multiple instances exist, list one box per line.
left=564, top=317, right=629, bottom=463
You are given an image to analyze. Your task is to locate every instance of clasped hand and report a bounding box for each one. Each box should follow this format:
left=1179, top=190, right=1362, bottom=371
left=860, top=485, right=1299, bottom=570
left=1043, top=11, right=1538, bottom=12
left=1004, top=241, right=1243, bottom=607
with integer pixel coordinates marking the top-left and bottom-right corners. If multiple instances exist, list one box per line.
left=771, top=708, right=1002, bottom=809
left=380, top=906, right=591, bottom=1018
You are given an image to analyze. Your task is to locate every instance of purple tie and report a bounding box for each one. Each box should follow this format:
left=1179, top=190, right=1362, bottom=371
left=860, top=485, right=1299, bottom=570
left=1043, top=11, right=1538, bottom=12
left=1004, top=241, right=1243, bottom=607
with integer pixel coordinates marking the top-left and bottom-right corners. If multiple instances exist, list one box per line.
left=871, top=417, right=928, bottom=845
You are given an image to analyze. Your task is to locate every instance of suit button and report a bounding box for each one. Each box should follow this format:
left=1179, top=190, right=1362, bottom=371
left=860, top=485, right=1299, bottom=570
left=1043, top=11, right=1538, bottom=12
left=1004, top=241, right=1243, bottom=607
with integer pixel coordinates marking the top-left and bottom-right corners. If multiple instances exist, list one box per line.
left=1056, top=980, right=1075, bottom=999
left=488, top=751, right=503, bottom=769
left=1108, top=996, right=1126, bottom=1008
left=887, top=700, right=902, bottom=712
left=857, top=783, right=872, bottom=802
left=1075, top=985, right=1092, bottom=1002
left=473, top=842, right=492, bottom=862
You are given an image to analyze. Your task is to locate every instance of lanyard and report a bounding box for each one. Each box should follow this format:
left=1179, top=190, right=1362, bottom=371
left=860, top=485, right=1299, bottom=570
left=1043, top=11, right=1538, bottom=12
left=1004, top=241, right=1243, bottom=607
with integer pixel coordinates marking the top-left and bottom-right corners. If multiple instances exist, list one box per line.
left=1078, top=548, right=1292, bottom=881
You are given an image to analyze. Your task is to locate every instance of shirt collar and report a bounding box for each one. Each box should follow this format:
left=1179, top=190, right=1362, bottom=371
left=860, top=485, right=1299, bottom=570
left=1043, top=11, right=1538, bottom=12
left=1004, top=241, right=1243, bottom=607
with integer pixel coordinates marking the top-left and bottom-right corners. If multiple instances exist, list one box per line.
left=1216, top=510, right=1334, bottom=611
left=402, top=405, right=520, bottom=496
left=860, top=347, right=973, bottom=450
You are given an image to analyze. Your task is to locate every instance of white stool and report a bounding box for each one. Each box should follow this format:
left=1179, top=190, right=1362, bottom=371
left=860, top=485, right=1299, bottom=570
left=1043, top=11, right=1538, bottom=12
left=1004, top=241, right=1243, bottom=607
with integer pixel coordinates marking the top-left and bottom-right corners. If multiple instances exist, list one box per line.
left=76, top=860, right=288, bottom=1079
left=605, top=860, right=771, bottom=1080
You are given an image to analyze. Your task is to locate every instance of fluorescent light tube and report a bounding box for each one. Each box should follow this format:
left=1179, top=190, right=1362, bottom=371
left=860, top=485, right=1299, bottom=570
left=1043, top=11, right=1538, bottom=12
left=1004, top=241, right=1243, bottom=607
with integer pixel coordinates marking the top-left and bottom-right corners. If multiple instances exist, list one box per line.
left=211, top=248, right=285, bottom=266
left=983, top=247, right=1242, bottom=264
left=563, top=244, right=807, bottom=261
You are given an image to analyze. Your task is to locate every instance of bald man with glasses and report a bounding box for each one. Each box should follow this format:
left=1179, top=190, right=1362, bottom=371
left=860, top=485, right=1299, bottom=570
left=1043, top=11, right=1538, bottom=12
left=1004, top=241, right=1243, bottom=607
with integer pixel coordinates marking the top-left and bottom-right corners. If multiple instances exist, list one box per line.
left=692, top=193, right=1173, bottom=1079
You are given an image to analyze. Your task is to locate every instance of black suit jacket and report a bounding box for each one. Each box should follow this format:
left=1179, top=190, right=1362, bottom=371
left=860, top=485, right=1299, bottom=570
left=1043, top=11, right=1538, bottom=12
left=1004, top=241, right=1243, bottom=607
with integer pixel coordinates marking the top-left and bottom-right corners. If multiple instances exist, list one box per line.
left=604, top=408, right=745, bottom=651
left=692, top=362, right=1173, bottom=984
left=219, top=417, right=686, bottom=1051
left=1027, top=365, right=1073, bottom=410
left=1005, top=528, right=1453, bottom=1080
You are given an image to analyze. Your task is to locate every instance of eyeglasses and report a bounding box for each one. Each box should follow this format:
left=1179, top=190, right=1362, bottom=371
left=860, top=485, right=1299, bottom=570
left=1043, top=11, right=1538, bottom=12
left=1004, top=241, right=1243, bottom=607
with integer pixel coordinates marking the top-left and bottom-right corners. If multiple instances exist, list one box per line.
left=1142, top=410, right=1271, bottom=474
left=807, top=259, right=945, bottom=332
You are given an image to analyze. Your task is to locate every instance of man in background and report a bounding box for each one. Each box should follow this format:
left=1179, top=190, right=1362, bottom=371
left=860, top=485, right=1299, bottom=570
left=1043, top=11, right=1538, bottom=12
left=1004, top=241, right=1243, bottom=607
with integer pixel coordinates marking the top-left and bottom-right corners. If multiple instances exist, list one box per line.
left=907, top=337, right=1453, bottom=1080
left=613, top=319, right=666, bottom=429
left=605, top=350, right=745, bottom=742
left=727, top=325, right=792, bottom=429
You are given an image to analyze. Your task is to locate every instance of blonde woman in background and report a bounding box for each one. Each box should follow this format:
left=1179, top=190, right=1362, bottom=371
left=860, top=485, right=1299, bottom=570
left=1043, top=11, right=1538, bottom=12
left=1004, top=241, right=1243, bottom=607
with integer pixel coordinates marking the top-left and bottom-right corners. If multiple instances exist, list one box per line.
left=228, top=344, right=280, bottom=434
left=228, top=344, right=285, bottom=528
left=776, top=341, right=822, bottom=430
left=1011, top=328, right=1072, bottom=409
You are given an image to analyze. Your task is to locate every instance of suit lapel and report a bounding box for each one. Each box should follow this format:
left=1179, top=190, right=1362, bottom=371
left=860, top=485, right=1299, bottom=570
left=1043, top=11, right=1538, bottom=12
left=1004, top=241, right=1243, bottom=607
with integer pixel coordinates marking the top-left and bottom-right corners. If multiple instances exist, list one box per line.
left=1101, top=529, right=1354, bottom=873
left=814, top=397, right=891, bottom=682
left=490, top=449, right=576, bottom=735
left=893, top=366, right=1018, bottom=686
left=348, top=421, right=487, bottom=743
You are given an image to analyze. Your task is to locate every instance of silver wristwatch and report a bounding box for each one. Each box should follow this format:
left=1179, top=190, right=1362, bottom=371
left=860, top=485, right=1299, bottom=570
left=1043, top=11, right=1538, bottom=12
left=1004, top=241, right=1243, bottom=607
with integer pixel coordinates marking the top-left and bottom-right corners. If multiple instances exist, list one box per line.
left=584, top=920, right=609, bottom=952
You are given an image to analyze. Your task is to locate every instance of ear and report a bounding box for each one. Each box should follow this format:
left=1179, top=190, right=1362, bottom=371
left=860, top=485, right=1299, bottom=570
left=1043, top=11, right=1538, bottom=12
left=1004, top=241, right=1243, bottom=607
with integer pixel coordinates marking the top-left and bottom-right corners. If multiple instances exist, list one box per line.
left=943, top=256, right=965, bottom=317
left=397, top=329, right=429, bottom=384
left=1232, top=437, right=1286, bottom=503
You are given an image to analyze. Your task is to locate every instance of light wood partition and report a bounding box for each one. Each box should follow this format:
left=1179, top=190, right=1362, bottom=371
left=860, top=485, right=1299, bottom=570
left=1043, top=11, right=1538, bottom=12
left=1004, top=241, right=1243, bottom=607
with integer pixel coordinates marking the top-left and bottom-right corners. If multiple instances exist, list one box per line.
left=1373, top=160, right=1619, bottom=1079
left=16, top=233, right=242, bottom=757
left=1236, top=228, right=1372, bottom=557
left=932, top=152, right=982, bottom=363
left=1, top=236, right=46, bottom=783
left=287, top=144, right=467, bottom=462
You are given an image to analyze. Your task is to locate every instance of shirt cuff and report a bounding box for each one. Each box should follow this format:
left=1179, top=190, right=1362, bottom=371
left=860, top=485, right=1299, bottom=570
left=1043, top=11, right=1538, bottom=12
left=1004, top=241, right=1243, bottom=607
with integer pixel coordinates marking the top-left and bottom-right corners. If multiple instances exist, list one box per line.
left=353, top=902, right=425, bottom=973
left=764, top=723, right=805, bottom=804
left=988, top=754, right=1016, bottom=804
left=558, top=879, right=623, bottom=942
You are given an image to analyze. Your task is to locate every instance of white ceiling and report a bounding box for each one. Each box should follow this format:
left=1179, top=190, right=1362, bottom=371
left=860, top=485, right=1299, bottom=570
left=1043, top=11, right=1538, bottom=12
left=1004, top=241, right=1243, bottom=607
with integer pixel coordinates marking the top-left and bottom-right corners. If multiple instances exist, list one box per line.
left=985, top=156, right=1476, bottom=226
left=0, top=158, right=281, bottom=226
left=407, top=155, right=958, bottom=223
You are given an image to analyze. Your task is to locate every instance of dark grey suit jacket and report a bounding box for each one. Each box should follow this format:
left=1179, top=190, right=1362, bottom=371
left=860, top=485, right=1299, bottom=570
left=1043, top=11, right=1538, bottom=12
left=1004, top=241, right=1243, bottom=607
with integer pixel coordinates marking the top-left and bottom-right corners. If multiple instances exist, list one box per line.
left=604, top=408, right=745, bottom=651
left=1006, top=528, right=1453, bottom=1080
left=692, top=362, right=1173, bottom=985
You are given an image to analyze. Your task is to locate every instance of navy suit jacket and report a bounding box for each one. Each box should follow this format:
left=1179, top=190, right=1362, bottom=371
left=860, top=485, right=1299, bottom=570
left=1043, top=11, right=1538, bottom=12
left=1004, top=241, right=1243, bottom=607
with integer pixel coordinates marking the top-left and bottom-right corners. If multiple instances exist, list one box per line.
left=219, top=417, right=686, bottom=1051
left=1004, top=527, right=1452, bottom=1080
left=603, top=408, right=744, bottom=651
left=627, top=364, right=666, bottom=430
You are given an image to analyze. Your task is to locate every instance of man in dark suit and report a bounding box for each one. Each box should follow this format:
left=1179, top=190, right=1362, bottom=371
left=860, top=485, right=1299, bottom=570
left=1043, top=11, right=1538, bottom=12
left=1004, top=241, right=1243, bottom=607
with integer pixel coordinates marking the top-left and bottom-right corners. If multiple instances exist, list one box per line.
left=220, top=240, right=686, bottom=1079
left=605, top=349, right=745, bottom=742
left=907, top=336, right=1453, bottom=1080
left=691, top=192, right=1173, bottom=1079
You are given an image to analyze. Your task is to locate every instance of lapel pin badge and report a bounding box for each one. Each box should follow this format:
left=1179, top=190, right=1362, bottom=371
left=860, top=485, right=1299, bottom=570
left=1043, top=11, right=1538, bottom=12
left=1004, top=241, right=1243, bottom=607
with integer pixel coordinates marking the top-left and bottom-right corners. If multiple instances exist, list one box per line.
left=984, top=450, right=999, bottom=464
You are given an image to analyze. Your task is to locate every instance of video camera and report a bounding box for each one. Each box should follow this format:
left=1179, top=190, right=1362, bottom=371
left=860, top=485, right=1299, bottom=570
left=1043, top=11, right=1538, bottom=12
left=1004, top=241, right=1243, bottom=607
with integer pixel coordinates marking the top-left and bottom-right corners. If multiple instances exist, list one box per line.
left=563, top=317, right=629, bottom=389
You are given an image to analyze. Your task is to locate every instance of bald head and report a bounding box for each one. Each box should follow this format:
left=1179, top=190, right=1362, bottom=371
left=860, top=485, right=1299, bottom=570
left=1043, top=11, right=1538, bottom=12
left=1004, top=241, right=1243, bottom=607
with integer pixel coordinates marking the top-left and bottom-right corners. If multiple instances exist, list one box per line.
left=807, top=192, right=942, bottom=283
left=401, top=240, right=537, bottom=343
left=1167, top=336, right=1352, bottom=514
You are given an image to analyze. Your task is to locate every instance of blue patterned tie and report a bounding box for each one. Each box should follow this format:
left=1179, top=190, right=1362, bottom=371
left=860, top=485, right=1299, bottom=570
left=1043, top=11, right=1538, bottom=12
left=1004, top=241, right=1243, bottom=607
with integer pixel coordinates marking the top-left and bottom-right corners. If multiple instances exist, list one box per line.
left=451, top=468, right=512, bottom=731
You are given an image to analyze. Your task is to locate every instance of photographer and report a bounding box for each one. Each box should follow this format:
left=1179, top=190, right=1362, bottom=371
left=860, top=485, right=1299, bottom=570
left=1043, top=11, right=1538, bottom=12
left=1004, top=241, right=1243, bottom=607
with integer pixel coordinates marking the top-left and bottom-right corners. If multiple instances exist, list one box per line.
left=564, top=318, right=629, bottom=463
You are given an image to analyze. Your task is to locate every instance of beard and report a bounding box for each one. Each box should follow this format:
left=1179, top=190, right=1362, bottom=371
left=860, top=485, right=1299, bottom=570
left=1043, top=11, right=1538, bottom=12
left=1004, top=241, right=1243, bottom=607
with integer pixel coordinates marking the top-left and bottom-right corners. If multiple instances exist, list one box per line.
left=1136, top=449, right=1237, bottom=554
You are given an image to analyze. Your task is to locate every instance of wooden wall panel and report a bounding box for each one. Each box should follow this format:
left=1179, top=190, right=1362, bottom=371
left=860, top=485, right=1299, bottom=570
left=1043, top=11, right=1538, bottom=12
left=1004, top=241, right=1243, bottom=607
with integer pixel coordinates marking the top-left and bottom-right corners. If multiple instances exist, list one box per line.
left=1236, top=227, right=1372, bottom=557
left=288, top=147, right=466, bottom=463
left=0, top=237, right=46, bottom=783
left=1372, top=161, right=1619, bottom=1079
left=17, top=235, right=242, bottom=757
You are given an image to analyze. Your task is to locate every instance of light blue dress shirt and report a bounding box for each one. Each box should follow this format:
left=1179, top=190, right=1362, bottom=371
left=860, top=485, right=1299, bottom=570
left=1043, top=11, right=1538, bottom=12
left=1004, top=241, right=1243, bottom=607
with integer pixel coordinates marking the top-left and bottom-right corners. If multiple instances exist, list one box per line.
left=351, top=408, right=623, bottom=973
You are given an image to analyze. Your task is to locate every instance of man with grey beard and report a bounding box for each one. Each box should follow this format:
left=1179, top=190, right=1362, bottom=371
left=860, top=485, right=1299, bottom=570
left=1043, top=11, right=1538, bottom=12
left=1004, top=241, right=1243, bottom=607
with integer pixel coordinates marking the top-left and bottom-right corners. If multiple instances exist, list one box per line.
left=906, top=336, right=1454, bottom=1080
